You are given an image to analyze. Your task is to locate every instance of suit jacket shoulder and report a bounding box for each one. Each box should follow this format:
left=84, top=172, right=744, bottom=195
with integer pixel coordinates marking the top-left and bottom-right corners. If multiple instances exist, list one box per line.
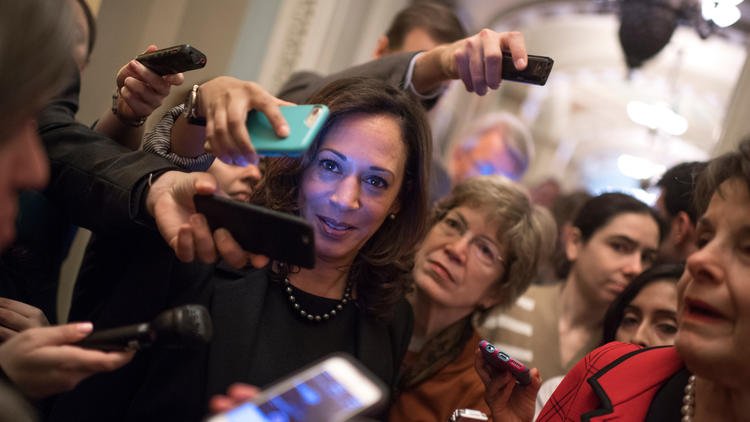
left=538, top=342, right=683, bottom=422
left=277, top=52, right=418, bottom=104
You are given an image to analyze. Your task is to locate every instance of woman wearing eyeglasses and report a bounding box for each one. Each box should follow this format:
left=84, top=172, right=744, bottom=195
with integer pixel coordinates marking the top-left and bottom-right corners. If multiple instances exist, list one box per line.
left=388, top=175, right=555, bottom=422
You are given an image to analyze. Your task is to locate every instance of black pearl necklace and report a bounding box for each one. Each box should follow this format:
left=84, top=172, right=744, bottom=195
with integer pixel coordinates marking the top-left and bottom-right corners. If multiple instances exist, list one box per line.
left=284, top=277, right=352, bottom=322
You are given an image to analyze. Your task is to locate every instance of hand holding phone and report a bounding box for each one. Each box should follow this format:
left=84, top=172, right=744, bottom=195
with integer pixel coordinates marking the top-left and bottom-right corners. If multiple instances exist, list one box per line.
left=501, top=52, right=554, bottom=86
left=194, top=194, right=315, bottom=268
left=478, top=339, right=531, bottom=386
left=136, top=44, right=207, bottom=75
left=207, top=353, right=386, bottom=422
left=247, top=104, right=329, bottom=157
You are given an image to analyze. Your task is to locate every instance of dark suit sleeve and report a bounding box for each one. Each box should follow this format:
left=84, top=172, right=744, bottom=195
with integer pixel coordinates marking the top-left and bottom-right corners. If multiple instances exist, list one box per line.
left=277, top=52, right=426, bottom=105
left=38, top=71, right=179, bottom=233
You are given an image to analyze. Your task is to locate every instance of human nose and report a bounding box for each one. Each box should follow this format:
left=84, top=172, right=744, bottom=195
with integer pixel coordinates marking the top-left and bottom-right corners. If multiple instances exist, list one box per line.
left=686, top=240, right=724, bottom=285
left=329, top=175, right=360, bottom=211
left=444, top=233, right=471, bottom=264
left=622, top=253, right=644, bottom=280
left=629, top=323, right=650, bottom=348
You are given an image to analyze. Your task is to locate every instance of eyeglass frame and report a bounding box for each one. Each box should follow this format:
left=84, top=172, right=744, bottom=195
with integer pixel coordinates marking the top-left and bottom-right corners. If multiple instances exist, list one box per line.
left=435, top=211, right=506, bottom=269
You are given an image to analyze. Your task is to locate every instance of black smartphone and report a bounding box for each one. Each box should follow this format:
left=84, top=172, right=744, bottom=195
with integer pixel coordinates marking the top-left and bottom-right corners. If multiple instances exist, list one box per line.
left=194, top=194, right=315, bottom=268
left=501, top=52, right=554, bottom=86
left=136, top=44, right=207, bottom=75
left=478, top=339, right=531, bottom=386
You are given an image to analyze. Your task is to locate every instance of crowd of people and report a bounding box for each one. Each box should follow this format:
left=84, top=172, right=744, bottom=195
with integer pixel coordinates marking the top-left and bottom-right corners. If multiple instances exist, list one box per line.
left=1, top=1, right=747, bottom=421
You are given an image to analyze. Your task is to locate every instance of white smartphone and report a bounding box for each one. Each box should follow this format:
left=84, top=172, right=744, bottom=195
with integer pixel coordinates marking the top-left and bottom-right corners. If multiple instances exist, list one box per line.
left=206, top=353, right=386, bottom=422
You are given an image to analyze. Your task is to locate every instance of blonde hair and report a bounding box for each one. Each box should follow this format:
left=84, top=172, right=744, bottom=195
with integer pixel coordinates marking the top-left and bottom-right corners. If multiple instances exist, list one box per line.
left=431, top=175, right=556, bottom=307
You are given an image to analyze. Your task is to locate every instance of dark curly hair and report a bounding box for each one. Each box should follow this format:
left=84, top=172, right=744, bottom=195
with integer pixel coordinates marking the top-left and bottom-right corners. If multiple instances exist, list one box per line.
left=251, top=77, right=432, bottom=320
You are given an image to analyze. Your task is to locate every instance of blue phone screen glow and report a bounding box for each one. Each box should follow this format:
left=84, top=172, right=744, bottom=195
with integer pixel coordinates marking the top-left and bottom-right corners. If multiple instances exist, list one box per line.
left=221, top=371, right=363, bottom=422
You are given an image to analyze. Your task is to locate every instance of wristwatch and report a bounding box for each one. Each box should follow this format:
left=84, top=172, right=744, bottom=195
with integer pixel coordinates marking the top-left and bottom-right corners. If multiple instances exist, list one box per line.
left=183, top=84, right=206, bottom=126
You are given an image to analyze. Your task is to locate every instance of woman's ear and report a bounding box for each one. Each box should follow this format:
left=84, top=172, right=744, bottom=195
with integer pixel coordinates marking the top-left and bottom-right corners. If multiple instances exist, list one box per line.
left=373, top=35, right=390, bottom=59
left=565, top=226, right=583, bottom=261
left=389, top=199, right=401, bottom=216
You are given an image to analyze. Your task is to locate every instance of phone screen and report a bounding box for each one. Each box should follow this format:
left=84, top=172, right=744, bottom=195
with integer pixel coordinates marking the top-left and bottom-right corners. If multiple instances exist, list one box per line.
left=221, top=371, right=365, bottom=422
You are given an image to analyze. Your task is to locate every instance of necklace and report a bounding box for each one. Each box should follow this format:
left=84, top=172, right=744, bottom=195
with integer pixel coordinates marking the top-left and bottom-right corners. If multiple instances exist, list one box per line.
left=681, top=374, right=696, bottom=421
left=284, top=277, right=352, bottom=322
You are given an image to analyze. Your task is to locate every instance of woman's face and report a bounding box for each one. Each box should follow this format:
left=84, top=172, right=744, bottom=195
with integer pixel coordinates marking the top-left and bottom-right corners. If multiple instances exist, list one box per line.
left=567, top=212, right=660, bottom=308
left=298, top=113, right=406, bottom=265
left=0, top=118, right=48, bottom=250
left=676, top=178, right=750, bottom=386
left=413, top=205, right=505, bottom=317
left=208, top=159, right=260, bottom=203
left=615, top=279, right=678, bottom=347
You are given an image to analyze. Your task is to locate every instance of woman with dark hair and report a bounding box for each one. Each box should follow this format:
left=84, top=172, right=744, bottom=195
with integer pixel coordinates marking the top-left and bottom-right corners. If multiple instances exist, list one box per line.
left=477, top=192, right=663, bottom=382
left=533, top=263, right=684, bottom=417
left=479, top=139, right=750, bottom=422
left=47, top=76, right=432, bottom=421
left=601, top=263, right=683, bottom=346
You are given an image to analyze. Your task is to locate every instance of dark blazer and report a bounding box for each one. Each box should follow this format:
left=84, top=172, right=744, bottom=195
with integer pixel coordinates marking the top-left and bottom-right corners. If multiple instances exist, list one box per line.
left=277, top=51, right=439, bottom=110
left=48, top=240, right=413, bottom=421
left=38, top=69, right=178, bottom=234
left=537, top=342, right=684, bottom=422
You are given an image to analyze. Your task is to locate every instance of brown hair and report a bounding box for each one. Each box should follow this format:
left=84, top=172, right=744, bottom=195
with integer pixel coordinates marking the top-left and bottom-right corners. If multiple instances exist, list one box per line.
left=252, top=77, right=432, bottom=320
left=385, top=2, right=467, bottom=50
left=431, top=175, right=556, bottom=309
left=694, top=138, right=750, bottom=216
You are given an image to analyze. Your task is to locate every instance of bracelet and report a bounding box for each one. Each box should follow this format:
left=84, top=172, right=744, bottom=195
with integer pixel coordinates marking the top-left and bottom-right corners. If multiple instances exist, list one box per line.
left=111, top=87, right=147, bottom=127
left=183, top=84, right=206, bottom=126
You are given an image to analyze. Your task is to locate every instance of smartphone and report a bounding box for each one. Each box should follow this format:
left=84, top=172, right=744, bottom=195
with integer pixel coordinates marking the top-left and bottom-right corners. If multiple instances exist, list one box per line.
left=207, top=353, right=387, bottom=422
left=194, top=194, right=315, bottom=268
left=136, top=44, right=207, bottom=75
left=501, top=52, right=554, bottom=86
left=478, top=339, right=531, bottom=386
left=449, top=409, right=489, bottom=421
left=247, top=104, right=329, bottom=157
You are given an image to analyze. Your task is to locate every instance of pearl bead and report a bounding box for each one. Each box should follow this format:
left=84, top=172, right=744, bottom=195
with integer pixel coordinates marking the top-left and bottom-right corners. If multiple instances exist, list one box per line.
left=283, top=277, right=352, bottom=323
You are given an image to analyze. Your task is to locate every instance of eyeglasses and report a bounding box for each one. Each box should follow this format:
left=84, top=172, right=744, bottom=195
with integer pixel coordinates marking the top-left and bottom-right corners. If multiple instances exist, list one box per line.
left=437, top=213, right=505, bottom=268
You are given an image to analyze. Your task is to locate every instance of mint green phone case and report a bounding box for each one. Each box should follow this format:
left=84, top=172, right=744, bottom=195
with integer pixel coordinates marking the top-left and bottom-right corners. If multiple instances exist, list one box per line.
left=247, top=104, right=330, bottom=157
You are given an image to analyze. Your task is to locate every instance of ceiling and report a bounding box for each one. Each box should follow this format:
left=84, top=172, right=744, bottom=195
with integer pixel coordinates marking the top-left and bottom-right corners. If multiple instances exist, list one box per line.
left=449, top=0, right=748, bottom=194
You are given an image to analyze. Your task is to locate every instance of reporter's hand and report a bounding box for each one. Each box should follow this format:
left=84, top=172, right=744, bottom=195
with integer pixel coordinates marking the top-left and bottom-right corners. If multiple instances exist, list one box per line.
left=473, top=348, right=540, bottom=422
left=0, top=298, right=49, bottom=341
left=414, top=29, right=528, bottom=96
left=194, top=77, right=293, bottom=166
left=146, top=171, right=270, bottom=268
left=114, top=44, right=185, bottom=123
left=0, top=323, right=134, bottom=399
left=209, top=383, right=259, bottom=414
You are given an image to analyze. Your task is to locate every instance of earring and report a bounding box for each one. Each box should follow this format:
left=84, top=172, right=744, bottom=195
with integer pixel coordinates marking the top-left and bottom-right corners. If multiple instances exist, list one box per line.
left=389, top=213, right=396, bottom=220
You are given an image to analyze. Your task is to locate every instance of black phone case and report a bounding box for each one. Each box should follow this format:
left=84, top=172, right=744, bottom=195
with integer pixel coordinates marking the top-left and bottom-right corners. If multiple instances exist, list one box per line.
left=501, top=52, right=554, bottom=86
left=194, top=194, right=315, bottom=268
left=136, top=44, right=207, bottom=75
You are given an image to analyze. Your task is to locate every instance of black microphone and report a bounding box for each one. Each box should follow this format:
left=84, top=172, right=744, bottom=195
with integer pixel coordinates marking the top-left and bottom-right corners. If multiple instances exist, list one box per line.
left=76, top=304, right=213, bottom=351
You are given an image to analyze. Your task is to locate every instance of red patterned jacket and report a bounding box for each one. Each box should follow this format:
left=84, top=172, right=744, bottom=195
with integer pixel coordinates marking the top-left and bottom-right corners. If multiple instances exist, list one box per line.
left=537, top=342, right=684, bottom=421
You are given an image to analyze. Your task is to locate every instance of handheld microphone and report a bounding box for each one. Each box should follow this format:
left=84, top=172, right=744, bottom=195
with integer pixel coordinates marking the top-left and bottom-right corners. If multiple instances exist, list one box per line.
left=76, top=304, right=213, bottom=351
